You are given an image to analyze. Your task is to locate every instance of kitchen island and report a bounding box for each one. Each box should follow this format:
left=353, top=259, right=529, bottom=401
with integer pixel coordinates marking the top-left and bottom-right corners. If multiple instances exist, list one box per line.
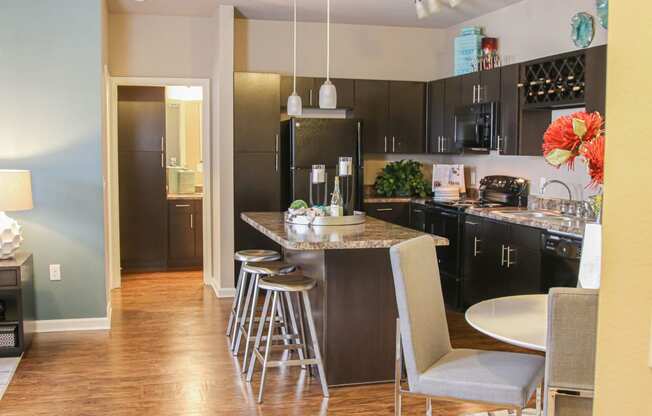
left=241, top=212, right=448, bottom=386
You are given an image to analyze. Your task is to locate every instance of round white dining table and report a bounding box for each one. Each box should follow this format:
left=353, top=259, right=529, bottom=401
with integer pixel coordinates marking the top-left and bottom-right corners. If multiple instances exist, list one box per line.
left=465, top=294, right=548, bottom=352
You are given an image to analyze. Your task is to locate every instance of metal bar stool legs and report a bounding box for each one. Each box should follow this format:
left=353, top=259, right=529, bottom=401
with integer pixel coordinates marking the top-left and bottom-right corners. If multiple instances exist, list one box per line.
left=246, top=274, right=329, bottom=403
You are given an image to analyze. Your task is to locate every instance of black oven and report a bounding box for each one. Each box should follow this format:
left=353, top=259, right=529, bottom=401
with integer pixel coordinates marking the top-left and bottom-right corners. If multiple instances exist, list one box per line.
left=454, top=102, right=499, bottom=152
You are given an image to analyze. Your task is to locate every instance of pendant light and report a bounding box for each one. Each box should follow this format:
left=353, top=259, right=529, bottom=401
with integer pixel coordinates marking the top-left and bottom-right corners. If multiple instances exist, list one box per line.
left=287, top=0, right=302, bottom=116
left=318, top=0, right=337, bottom=109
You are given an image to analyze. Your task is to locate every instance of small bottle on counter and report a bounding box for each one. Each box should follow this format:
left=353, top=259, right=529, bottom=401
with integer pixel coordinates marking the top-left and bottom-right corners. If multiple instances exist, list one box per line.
left=330, top=176, right=344, bottom=217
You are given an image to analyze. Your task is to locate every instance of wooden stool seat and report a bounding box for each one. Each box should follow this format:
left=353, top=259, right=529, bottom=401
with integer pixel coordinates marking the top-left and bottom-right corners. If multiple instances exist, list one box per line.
left=258, top=274, right=316, bottom=292
left=242, top=261, right=296, bottom=276
left=234, top=249, right=281, bottom=263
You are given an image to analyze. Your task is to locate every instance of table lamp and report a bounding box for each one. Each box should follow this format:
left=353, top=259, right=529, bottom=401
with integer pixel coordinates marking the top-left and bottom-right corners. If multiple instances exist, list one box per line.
left=0, top=170, right=33, bottom=260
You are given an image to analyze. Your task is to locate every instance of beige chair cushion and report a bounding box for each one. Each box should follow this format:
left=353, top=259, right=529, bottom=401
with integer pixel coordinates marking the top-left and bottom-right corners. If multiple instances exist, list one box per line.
left=416, top=349, right=545, bottom=407
left=242, top=261, right=296, bottom=276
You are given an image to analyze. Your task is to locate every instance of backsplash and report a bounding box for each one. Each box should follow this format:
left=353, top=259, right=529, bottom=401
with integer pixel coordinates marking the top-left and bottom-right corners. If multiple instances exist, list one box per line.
left=364, top=152, right=600, bottom=201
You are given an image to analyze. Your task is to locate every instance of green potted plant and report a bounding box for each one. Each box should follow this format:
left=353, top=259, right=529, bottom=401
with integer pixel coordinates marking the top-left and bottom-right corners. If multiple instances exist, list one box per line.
left=374, top=160, right=430, bottom=198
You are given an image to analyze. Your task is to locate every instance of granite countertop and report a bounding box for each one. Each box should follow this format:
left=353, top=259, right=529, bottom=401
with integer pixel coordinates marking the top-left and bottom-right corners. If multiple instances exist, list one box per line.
left=241, top=212, right=449, bottom=250
left=167, top=193, right=204, bottom=200
left=466, top=207, right=590, bottom=237
left=363, top=196, right=413, bottom=203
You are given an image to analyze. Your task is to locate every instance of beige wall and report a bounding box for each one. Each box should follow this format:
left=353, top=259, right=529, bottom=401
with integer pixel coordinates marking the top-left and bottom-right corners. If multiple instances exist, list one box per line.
left=235, top=18, right=448, bottom=81
left=593, top=1, right=652, bottom=414
left=109, top=13, right=215, bottom=78
left=443, top=0, right=608, bottom=77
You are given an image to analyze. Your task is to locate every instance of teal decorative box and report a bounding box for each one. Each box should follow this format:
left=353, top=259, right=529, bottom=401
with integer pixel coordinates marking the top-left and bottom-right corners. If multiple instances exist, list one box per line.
left=455, top=33, right=483, bottom=75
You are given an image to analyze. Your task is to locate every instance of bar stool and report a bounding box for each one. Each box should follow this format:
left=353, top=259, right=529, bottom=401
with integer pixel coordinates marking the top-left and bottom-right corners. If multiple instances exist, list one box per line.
left=235, top=260, right=297, bottom=368
left=246, top=273, right=329, bottom=403
left=227, top=249, right=281, bottom=350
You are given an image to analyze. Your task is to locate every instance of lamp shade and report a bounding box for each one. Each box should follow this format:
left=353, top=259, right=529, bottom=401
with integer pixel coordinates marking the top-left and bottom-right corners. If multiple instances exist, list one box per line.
left=0, top=170, right=33, bottom=212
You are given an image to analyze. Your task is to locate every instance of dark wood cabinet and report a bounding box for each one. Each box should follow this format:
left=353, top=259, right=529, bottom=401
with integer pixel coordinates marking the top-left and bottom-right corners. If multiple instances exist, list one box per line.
left=389, top=81, right=427, bottom=153
left=427, top=80, right=446, bottom=153
left=498, top=64, right=521, bottom=155
left=462, top=215, right=543, bottom=308
left=460, top=72, right=480, bottom=106
left=280, top=76, right=316, bottom=109
left=117, top=86, right=167, bottom=271
left=365, top=202, right=409, bottom=227
left=235, top=72, right=281, bottom=153
left=355, top=80, right=426, bottom=154
left=443, top=76, right=462, bottom=148
left=0, top=253, right=35, bottom=357
left=479, top=68, right=501, bottom=103
left=585, top=45, right=607, bottom=118
left=168, top=199, right=203, bottom=269
left=354, top=80, right=390, bottom=153
left=314, top=78, right=356, bottom=109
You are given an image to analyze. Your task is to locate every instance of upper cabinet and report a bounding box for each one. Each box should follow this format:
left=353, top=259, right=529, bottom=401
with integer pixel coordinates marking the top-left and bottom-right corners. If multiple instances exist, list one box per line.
left=460, top=68, right=500, bottom=106
left=498, top=64, right=521, bottom=155
left=354, top=80, right=390, bottom=153
left=354, top=80, right=426, bottom=154
left=428, top=79, right=445, bottom=153
left=389, top=81, right=427, bottom=154
left=442, top=76, right=462, bottom=152
left=235, top=72, right=280, bottom=153
left=585, top=45, right=607, bottom=118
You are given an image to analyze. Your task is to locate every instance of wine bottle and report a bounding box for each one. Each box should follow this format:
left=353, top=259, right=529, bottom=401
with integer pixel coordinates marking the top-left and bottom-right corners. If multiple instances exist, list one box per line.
left=330, top=176, right=344, bottom=217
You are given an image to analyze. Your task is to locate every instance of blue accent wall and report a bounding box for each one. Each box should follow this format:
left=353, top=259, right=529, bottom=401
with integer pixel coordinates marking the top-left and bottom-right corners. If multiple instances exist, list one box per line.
left=0, top=0, right=107, bottom=319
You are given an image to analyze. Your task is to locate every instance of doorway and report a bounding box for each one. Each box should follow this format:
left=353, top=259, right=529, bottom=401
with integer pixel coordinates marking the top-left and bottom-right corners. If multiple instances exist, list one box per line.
left=107, top=77, right=212, bottom=289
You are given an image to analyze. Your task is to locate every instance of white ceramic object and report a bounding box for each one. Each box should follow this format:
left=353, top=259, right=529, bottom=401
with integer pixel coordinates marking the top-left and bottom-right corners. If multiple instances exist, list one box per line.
left=465, top=294, right=548, bottom=352
left=0, top=212, right=23, bottom=260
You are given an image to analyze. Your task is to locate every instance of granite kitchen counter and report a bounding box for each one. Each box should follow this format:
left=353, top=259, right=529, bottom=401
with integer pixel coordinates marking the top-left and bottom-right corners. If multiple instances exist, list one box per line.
left=167, top=193, right=203, bottom=200
left=241, top=212, right=448, bottom=250
left=466, top=207, right=591, bottom=237
left=363, top=196, right=413, bottom=203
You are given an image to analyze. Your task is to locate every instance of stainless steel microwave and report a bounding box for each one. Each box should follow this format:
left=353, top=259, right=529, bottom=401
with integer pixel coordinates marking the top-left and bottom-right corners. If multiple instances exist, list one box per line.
left=454, top=102, right=499, bottom=152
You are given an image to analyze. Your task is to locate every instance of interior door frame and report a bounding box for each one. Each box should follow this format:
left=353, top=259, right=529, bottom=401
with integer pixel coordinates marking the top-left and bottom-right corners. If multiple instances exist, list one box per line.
left=107, top=76, right=213, bottom=288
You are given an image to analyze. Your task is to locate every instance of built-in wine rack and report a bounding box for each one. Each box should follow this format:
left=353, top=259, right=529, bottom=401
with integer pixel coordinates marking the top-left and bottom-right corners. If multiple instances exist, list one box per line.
left=522, top=52, right=586, bottom=108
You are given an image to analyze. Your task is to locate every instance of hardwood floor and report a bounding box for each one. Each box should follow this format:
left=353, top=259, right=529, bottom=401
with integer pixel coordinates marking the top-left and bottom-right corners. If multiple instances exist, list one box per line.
left=0, top=271, right=536, bottom=415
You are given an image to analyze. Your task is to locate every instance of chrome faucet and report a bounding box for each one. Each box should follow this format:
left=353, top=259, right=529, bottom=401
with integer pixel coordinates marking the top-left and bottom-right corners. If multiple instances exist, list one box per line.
left=541, top=179, right=573, bottom=200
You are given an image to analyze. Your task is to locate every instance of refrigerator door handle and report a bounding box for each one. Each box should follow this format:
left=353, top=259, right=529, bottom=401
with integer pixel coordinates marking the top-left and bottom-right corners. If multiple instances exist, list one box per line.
left=384, top=136, right=388, bottom=153
left=357, top=122, right=362, bottom=163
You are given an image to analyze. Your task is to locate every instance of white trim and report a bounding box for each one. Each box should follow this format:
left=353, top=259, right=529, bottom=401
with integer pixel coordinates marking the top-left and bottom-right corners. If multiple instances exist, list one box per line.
left=34, top=317, right=111, bottom=333
left=108, top=76, right=213, bottom=287
left=211, top=279, right=235, bottom=298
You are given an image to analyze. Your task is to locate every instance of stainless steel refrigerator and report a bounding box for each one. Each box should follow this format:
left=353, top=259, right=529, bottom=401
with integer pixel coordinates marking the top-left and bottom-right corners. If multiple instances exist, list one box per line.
left=280, top=118, right=363, bottom=212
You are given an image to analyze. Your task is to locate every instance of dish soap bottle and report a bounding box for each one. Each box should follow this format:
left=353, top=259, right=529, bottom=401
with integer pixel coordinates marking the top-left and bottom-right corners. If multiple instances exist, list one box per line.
left=330, top=176, right=344, bottom=217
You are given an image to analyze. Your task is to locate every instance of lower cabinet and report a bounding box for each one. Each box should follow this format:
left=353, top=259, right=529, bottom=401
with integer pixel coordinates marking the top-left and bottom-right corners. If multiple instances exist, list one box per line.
left=365, top=202, right=410, bottom=227
left=408, top=202, right=427, bottom=232
left=462, top=215, right=542, bottom=308
left=168, top=199, right=203, bottom=269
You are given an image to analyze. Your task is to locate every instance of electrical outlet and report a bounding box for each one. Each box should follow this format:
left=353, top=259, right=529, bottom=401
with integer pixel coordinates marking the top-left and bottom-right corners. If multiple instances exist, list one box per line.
left=49, top=264, right=61, bottom=281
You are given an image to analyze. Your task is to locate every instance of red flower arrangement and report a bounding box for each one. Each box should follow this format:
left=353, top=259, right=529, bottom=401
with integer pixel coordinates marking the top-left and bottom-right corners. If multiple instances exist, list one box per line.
left=542, top=111, right=605, bottom=187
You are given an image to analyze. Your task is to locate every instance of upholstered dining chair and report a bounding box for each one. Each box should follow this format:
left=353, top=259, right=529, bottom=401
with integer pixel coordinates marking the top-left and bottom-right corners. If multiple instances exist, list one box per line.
left=390, top=235, right=545, bottom=416
left=544, top=288, right=599, bottom=416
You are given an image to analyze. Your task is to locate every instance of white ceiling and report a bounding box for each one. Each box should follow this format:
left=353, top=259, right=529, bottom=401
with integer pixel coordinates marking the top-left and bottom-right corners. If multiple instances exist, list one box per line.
left=107, top=0, right=525, bottom=29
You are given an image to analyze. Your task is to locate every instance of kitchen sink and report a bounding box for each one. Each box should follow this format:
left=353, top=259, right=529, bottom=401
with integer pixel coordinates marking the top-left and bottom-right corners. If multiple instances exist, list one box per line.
left=492, top=210, right=577, bottom=223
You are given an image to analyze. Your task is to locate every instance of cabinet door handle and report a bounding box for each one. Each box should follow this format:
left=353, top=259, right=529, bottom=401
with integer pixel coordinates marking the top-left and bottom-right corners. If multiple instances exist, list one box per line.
left=384, top=136, right=388, bottom=152
left=465, top=221, right=479, bottom=226
left=376, top=208, right=394, bottom=212
left=161, top=153, right=164, bottom=168
left=440, top=211, right=458, bottom=219
left=161, top=136, right=165, bottom=151
left=175, top=204, right=191, bottom=208
left=413, top=209, right=423, bottom=213
left=392, top=136, right=396, bottom=152
left=497, top=135, right=502, bottom=153
left=275, top=134, right=279, bottom=152
left=190, top=213, right=194, bottom=229
left=501, top=244, right=506, bottom=267
left=309, top=89, right=313, bottom=106
left=473, top=237, right=481, bottom=256
left=275, top=153, right=279, bottom=172
left=507, top=246, right=516, bottom=268
left=473, top=85, right=477, bottom=103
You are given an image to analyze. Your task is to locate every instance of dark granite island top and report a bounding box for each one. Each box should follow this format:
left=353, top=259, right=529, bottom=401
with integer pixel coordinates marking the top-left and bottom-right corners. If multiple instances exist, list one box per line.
left=240, top=211, right=448, bottom=387
left=241, top=212, right=449, bottom=250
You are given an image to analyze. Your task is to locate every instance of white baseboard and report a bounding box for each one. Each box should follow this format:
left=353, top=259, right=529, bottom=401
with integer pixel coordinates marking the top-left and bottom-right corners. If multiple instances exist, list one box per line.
left=34, top=306, right=112, bottom=333
left=210, top=280, right=235, bottom=298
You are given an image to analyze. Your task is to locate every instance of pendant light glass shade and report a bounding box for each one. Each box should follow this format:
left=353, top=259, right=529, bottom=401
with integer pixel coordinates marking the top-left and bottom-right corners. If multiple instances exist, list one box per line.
left=319, top=0, right=337, bottom=109
left=427, top=0, right=441, bottom=13
left=415, top=0, right=428, bottom=19
left=287, top=0, right=302, bottom=116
